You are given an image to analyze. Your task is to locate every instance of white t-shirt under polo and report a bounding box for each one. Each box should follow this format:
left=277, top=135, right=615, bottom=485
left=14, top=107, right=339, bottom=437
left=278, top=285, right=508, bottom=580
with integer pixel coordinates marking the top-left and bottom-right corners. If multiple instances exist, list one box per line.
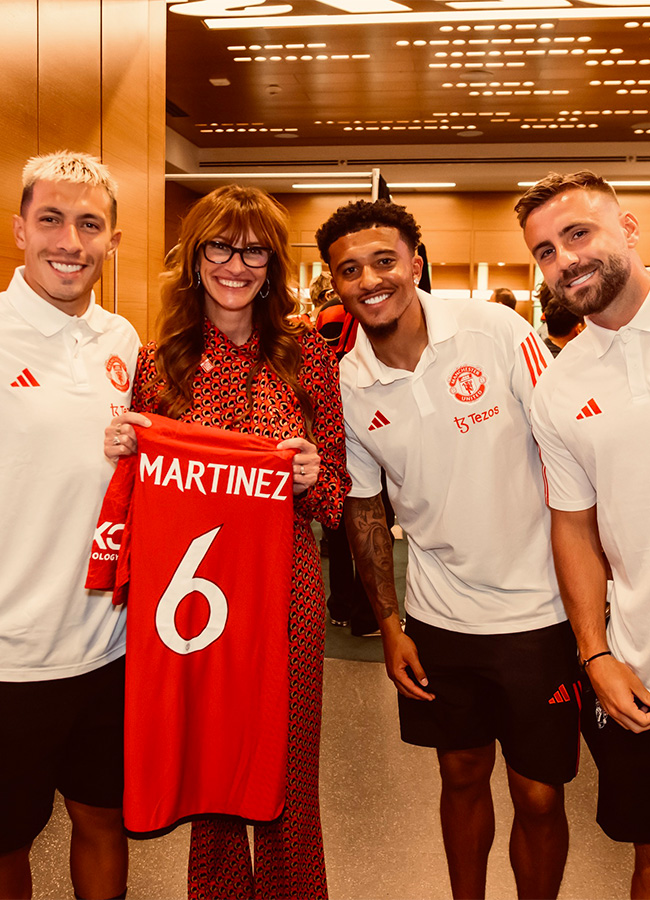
left=531, top=292, right=650, bottom=687
left=0, top=268, right=140, bottom=681
left=341, top=290, right=563, bottom=635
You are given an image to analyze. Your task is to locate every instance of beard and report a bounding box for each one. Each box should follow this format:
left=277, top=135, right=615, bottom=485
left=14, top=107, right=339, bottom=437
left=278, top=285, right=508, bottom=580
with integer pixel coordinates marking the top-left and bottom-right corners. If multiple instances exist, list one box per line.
left=363, top=317, right=400, bottom=339
left=553, top=252, right=631, bottom=317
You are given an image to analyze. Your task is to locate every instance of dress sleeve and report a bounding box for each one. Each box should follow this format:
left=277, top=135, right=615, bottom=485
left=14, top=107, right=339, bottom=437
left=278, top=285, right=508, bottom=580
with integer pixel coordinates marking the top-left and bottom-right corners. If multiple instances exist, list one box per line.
left=131, top=343, right=160, bottom=414
left=294, top=331, right=351, bottom=528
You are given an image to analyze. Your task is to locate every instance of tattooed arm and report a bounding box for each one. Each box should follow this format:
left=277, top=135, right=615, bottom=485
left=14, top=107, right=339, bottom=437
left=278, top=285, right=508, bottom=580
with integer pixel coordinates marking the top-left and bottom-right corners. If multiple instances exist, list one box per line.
left=345, top=494, right=433, bottom=701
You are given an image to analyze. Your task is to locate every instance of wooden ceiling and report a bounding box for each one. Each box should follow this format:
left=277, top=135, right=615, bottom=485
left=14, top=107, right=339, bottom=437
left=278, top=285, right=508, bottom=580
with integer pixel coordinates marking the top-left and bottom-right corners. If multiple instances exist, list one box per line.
left=166, top=1, right=650, bottom=152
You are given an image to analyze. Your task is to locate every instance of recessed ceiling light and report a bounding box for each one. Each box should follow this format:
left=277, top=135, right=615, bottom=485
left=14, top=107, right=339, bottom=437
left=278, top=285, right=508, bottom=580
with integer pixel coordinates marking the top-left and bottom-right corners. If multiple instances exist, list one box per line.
left=292, top=183, right=370, bottom=189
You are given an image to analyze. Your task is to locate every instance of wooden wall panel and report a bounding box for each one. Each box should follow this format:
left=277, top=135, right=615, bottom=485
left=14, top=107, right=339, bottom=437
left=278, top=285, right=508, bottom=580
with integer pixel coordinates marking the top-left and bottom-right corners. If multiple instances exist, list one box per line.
left=0, top=0, right=165, bottom=342
left=102, top=0, right=166, bottom=339
left=472, top=193, right=522, bottom=230
left=145, top=2, right=167, bottom=337
left=0, top=1, right=38, bottom=287
left=421, top=230, right=471, bottom=265
left=165, top=181, right=201, bottom=255
left=38, top=0, right=102, bottom=156
left=430, top=265, right=470, bottom=290
left=474, top=230, right=530, bottom=265
left=487, top=265, right=531, bottom=292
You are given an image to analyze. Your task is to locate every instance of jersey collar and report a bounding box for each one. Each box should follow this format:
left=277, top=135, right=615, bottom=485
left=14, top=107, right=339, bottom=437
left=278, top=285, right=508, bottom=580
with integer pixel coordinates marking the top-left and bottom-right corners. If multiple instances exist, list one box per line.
left=352, top=288, right=459, bottom=387
left=8, top=267, right=104, bottom=337
left=584, top=289, right=650, bottom=358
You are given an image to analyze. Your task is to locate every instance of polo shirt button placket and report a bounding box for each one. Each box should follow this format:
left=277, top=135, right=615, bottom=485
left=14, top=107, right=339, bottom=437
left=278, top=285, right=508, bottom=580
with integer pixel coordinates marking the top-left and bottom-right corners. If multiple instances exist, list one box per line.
left=69, top=327, right=88, bottom=386
left=621, top=330, right=648, bottom=401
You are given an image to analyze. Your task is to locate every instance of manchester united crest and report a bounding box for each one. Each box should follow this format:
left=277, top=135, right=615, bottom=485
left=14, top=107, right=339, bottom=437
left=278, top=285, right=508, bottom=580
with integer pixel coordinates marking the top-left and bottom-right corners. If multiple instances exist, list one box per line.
left=448, top=365, right=487, bottom=403
left=105, top=355, right=130, bottom=393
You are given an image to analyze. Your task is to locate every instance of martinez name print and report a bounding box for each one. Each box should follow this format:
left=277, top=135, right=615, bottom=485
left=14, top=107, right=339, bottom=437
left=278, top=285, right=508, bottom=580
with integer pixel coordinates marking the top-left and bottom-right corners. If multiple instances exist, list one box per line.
left=139, top=451, right=291, bottom=500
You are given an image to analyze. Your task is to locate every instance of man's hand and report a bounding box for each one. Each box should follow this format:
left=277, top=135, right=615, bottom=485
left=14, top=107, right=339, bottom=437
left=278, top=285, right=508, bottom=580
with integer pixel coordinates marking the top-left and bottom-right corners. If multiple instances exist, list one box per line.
left=587, top=654, right=650, bottom=733
left=382, top=622, right=433, bottom=702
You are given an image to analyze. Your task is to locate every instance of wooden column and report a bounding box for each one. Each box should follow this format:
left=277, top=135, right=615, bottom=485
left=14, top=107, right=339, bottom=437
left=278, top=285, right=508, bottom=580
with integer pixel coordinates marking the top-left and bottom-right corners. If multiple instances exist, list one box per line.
left=0, top=0, right=165, bottom=341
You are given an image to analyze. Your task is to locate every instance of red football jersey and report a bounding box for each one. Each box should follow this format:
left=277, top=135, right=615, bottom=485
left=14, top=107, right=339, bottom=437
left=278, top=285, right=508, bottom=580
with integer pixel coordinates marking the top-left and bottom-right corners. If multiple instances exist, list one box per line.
left=87, top=415, right=295, bottom=837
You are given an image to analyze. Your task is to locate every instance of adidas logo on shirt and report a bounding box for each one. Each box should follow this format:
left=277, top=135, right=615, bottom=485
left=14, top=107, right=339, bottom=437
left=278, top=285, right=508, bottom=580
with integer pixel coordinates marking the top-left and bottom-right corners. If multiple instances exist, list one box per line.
left=576, top=398, right=602, bottom=420
left=368, top=410, right=390, bottom=432
left=548, top=684, right=571, bottom=704
left=10, top=368, right=40, bottom=387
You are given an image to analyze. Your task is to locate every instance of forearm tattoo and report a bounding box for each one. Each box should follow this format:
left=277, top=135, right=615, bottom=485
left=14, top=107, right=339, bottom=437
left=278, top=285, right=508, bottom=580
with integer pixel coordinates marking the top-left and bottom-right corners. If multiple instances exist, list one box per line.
left=344, top=494, right=399, bottom=621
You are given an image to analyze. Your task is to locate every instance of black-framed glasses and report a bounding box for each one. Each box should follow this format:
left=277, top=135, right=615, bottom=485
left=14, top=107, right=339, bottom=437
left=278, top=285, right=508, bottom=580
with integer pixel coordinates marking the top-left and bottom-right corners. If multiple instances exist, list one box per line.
left=202, top=240, right=272, bottom=268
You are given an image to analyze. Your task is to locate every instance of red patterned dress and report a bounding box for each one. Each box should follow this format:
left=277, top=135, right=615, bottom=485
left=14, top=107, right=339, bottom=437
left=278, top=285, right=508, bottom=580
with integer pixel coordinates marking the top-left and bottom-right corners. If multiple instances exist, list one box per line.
left=132, top=319, right=350, bottom=900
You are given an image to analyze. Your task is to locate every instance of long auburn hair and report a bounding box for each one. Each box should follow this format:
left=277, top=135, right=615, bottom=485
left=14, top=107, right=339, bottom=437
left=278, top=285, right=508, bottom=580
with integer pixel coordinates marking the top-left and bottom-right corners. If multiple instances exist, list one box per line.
left=147, top=185, right=314, bottom=436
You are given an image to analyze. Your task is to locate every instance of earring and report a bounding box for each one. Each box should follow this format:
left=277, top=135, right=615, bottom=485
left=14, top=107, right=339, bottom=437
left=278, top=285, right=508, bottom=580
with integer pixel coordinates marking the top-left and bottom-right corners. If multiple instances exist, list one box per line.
left=195, top=270, right=202, bottom=288
left=259, top=277, right=270, bottom=299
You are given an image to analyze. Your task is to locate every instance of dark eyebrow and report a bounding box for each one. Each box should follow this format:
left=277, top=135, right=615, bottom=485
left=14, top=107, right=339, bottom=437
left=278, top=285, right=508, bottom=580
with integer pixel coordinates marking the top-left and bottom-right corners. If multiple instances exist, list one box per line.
left=334, top=248, right=396, bottom=273
left=531, top=222, right=588, bottom=258
left=36, top=205, right=103, bottom=223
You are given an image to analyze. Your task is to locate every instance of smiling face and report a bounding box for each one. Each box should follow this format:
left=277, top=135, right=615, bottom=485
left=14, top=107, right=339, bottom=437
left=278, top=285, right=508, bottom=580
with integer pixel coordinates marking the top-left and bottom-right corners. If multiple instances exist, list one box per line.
left=523, top=188, right=637, bottom=320
left=197, top=230, right=268, bottom=332
left=328, top=226, right=422, bottom=339
left=12, top=179, right=121, bottom=317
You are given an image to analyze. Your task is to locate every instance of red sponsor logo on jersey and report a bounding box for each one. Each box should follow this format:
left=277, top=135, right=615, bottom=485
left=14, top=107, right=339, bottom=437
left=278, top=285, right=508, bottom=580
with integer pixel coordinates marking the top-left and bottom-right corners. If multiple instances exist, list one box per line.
left=448, top=365, right=487, bottom=403
left=105, top=355, right=130, bottom=393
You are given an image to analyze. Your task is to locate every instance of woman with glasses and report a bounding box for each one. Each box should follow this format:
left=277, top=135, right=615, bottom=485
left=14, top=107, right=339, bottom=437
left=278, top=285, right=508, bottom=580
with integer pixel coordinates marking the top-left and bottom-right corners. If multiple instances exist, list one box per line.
left=105, top=185, right=349, bottom=900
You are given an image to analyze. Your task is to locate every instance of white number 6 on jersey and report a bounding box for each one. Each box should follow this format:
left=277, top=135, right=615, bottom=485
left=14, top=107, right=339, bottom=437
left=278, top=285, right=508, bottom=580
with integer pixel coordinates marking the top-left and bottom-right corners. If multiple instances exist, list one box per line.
left=155, top=525, right=228, bottom=655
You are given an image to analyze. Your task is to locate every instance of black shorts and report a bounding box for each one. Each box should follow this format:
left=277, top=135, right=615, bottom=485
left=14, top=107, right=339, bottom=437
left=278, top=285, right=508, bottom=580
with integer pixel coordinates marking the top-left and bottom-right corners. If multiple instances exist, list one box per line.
left=398, top=617, right=581, bottom=785
left=581, top=675, right=650, bottom=844
left=0, top=657, right=125, bottom=853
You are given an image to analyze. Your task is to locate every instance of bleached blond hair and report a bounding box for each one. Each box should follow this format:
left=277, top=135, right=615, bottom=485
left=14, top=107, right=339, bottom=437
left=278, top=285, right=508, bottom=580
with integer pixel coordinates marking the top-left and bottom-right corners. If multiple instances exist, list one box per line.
left=20, top=150, right=118, bottom=228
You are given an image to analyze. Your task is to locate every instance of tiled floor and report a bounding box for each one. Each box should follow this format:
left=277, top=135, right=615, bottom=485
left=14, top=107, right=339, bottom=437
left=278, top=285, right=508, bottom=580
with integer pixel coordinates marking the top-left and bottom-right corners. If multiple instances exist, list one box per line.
left=31, top=656, right=631, bottom=900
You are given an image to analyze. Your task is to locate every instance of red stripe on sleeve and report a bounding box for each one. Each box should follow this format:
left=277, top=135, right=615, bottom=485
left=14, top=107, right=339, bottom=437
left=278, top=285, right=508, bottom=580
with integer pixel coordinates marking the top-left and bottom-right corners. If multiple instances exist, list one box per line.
left=527, top=334, right=548, bottom=377
left=521, top=340, right=536, bottom=386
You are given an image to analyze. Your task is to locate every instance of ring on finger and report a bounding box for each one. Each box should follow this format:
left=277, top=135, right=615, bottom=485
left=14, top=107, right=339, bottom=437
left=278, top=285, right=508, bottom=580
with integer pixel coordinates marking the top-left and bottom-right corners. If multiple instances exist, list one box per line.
left=300, top=465, right=305, bottom=476
left=113, top=435, right=121, bottom=446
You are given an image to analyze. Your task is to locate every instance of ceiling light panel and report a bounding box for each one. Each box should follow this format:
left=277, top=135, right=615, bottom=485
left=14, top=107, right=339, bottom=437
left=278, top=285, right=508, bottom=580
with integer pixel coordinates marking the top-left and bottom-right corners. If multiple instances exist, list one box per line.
left=168, top=5, right=650, bottom=152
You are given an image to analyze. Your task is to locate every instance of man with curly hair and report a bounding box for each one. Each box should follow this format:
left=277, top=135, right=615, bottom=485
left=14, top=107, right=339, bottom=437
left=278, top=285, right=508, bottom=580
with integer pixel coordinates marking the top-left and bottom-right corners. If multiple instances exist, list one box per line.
left=316, top=199, right=581, bottom=900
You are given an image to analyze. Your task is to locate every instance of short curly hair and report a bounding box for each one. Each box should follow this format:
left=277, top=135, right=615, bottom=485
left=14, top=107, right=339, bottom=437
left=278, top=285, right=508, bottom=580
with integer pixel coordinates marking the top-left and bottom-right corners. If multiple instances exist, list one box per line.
left=515, top=170, right=617, bottom=228
left=315, top=199, right=421, bottom=264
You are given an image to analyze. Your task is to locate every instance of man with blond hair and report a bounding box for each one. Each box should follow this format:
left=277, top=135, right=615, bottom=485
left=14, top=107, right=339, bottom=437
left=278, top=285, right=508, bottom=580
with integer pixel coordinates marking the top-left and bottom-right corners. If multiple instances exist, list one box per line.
left=519, top=170, right=650, bottom=898
left=0, top=151, right=139, bottom=900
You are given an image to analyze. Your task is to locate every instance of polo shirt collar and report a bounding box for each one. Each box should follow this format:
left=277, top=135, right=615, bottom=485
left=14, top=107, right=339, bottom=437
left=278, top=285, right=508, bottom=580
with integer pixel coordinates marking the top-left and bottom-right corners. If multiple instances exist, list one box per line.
left=7, top=267, right=105, bottom=337
left=585, top=289, right=650, bottom=358
left=353, top=288, right=459, bottom=387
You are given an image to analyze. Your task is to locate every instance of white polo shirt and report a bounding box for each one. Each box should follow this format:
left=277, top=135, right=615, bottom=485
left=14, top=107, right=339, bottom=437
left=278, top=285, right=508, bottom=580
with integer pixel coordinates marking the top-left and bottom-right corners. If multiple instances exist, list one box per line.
left=341, top=289, right=563, bottom=634
left=0, top=268, right=140, bottom=681
left=531, top=291, right=650, bottom=687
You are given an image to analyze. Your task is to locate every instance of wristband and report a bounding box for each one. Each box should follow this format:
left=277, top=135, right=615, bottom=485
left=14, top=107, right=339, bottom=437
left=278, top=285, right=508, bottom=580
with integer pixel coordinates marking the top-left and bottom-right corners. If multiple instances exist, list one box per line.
left=582, top=650, right=612, bottom=668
